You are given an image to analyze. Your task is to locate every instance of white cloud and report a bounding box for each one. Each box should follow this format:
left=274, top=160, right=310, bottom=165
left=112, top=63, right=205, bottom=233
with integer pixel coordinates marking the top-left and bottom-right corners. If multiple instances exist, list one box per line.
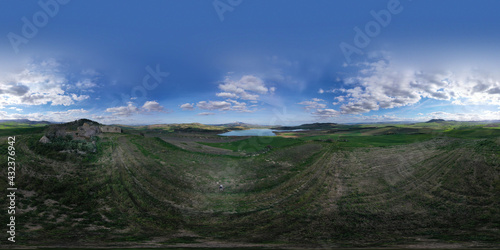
left=335, top=58, right=500, bottom=114
left=180, top=103, right=195, bottom=110
left=0, top=108, right=89, bottom=122
left=71, top=94, right=90, bottom=101
left=298, top=98, right=340, bottom=118
left=105, top=101, right=165, bottom=117
left=424, top=110, right=500, bottom=121
left=105, top=102, right=139, bottom=117
left=197, top=112, right=215, bottom=116
left=318, top=88, right=324, bottom=94
left=216, top=92, right=238, bottom=98
left=0, top=83, right=29, bottom=96
left=75, top=79, right=98, bottom=90
left=228, top=100, right=253, bottom=113
left=8, top=107, right=23, bottom=112
left=21, top=93, right=74, bottom=106
left=142, top=101, right=164, bottom=112
left=187, top=74, right=275, bottom=115
left=195, top=100, right=254, bottom=113
left=197, top=101, right=231, bottom=111
left=312, top=109, right=340, bottom=117
left=298, top=100, right=327, bottom=111
left=0, top=59, right=97, bottom=107
left=217, top=75, right=272, bottom=101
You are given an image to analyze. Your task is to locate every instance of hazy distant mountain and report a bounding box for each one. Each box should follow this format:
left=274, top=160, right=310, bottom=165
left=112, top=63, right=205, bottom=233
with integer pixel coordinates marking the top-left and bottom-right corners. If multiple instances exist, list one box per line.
left=273, top=122, right=338, bottom=130
left=0, top=119, right=52, bottom=125
left=426, top=119, right=446, bottom=123
left=211, top=122, right=269, bottom=128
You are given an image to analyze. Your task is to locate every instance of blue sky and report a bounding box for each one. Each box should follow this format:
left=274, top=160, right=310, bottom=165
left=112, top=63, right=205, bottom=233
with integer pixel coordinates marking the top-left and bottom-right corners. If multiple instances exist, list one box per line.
left=1, top=0, right=499, bottom=125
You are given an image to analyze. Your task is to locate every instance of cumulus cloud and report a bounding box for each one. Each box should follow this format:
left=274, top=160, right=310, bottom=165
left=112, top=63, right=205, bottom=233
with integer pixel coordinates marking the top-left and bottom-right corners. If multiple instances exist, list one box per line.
left=216, top=92, right=238, bottom=98
left=0, top=59, right=98, bottom=108
left=0, top=108, right=89, bottom=122
left=197, top=101, right=231, bottom=111
left=105, top=101, right=165, bottom=116
left=227, top=99, right=253, bottom=113
left=217, top=75, right=271, bottom=101
left=487, top=87, right=500, bottom=94
left=181, top=74, right=274, bottom=115
left=180, top=103, right=195, bottom=110
left=0, top=83, right=29, bottom=96
left=194, top=100, right=255, bottom=113
left=75, top=79, right=98, bottom=90
left=197, top=112, right=215, bottom=116
left=424, top=110, right=500, bottom=121
left=8, top=107, right=23, bottom=112
left=71, top=94, right=90, bottom=101
left=335, top=58, right=500, bottom=114
left=298, top=98, right=340, bottom=118
left=312, top=108, right=340, bottom=117
left=142, top=101, right=164, bottom=112
left=105, top=102, right=139, bottom=116
left=298, top=99, right=327, bottom=111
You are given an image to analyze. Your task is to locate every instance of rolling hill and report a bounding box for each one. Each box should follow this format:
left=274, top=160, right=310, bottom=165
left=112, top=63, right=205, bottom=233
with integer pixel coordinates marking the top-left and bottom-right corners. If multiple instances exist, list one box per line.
left=0, top=120, right=499, bottom=248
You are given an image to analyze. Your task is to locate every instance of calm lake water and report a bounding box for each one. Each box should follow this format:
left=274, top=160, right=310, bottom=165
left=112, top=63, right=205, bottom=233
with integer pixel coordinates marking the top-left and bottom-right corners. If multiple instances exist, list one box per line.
left=219, top=129, right=276, bottom=136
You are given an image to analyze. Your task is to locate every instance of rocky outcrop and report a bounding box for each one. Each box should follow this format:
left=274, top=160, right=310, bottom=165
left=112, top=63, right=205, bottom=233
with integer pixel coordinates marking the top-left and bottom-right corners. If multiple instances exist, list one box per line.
left=77, top=123, right=100, bottom=138
left=45, top=119, right=121, bottom=141
left=39, top=135, right=51, bottom=144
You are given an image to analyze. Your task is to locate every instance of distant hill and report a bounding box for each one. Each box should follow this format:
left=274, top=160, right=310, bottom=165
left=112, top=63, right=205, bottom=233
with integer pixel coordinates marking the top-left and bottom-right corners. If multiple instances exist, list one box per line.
left=426, top=119, right=446, bottom=123
left=211, top=122, right=268, bottom=129
left=136, top=122, right=267, bottom=133
left=0, top=119, right=52, bottom=125
left=49, top=118, right=101, bottom=129
left=144, top=123, right=230, bottom=133
left=273, top=122, right=338, bottom=130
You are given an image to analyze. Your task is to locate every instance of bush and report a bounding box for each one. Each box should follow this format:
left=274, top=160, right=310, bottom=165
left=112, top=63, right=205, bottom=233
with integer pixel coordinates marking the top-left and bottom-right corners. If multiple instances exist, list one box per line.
left=29, top=134, right=99, bottom=161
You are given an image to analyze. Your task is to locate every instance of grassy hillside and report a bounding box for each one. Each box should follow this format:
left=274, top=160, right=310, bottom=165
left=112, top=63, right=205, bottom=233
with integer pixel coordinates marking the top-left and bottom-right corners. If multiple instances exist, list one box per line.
left=0, top=120, right=50, bottom=137
left=0, top=122, right=499, bottom=248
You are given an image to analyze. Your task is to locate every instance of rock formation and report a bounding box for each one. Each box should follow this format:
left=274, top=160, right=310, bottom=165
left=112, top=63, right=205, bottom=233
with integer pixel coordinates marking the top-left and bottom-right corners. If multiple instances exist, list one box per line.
left=77, top=123, right=100, bottom=138
left=39, top=135, right=51, bottom=144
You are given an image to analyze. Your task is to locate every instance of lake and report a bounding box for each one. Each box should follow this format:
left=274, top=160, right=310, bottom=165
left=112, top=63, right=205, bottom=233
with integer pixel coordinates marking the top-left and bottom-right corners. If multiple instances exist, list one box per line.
left=219, top=129, right=276, bottom=136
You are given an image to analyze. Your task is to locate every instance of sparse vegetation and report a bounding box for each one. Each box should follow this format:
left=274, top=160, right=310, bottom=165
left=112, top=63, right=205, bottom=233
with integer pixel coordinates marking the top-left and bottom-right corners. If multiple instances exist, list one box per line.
left=0, top=120, right=499, bottom=248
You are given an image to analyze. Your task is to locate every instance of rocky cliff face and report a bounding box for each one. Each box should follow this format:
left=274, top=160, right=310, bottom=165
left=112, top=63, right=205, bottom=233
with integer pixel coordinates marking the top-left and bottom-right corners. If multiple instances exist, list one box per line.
left=77, top=123, right=100, bottom=138
left=44, top=121, right=121, bottom=141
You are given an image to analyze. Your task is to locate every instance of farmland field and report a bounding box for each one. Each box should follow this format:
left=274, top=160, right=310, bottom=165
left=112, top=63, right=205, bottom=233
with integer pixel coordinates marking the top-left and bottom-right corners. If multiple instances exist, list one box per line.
left=0, top=121, right=499, bottom=248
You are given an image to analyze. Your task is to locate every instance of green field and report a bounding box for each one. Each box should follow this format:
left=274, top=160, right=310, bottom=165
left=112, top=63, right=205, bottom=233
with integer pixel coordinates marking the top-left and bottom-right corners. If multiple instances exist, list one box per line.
left=199, top=136, right=303, bottom=153
left=0, top=121, right=499, bottom=248
left=0, top=126, right=47, bottom=136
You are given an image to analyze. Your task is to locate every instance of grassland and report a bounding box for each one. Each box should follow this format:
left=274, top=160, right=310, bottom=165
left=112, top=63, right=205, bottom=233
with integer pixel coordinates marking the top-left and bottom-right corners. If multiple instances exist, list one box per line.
left=0, top=120, right=499, bottom=248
